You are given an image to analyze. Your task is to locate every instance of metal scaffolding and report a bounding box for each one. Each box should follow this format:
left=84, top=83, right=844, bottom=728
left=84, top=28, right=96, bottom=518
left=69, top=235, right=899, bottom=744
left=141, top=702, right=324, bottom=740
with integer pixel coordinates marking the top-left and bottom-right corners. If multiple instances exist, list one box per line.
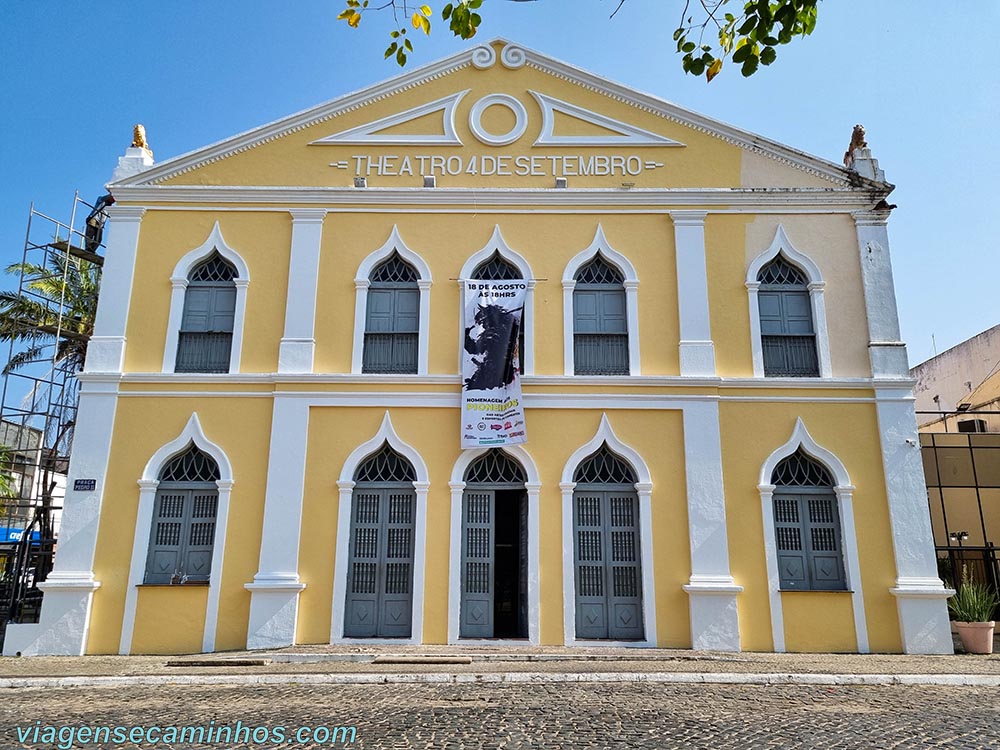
left=0, top=193, right=104, bottom=642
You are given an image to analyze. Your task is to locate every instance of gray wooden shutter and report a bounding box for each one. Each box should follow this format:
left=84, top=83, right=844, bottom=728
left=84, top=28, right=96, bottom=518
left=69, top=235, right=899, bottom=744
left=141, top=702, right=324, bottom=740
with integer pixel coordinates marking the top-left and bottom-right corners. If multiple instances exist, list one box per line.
left=345, top=489, right=382, bottom=637
left=574, top=490, right=643, bottom=640
left=183, top=490, right=217, bottom=582
left=760, top=287, right=818, bottom=377
left=805, top=494, right=846, bottom=590
left=774, top=494, right=808, bottom=589
left=145, top=490, right=188, bottom=584
left=177, top=285, right=235, bottom=373
left=574, top=289, right=628, bottom=375
left=574, top=490, right=608, bottom=639
left=379, top=489, right=415, bottom=637
left=363, top=288, right=418, bottom=373
left=460, top=489, right=494, bottom=638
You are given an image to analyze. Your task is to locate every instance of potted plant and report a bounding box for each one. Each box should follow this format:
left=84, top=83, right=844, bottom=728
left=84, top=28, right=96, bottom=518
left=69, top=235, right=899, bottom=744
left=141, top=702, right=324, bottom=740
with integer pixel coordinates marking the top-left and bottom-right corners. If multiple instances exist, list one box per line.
left=948, top=567, right=999, bottom=655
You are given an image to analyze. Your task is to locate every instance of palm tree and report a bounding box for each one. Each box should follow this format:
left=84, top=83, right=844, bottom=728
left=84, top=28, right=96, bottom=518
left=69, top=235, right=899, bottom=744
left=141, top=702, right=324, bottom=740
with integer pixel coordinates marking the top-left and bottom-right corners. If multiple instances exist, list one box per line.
left=0, top=254, right=100, bottom=375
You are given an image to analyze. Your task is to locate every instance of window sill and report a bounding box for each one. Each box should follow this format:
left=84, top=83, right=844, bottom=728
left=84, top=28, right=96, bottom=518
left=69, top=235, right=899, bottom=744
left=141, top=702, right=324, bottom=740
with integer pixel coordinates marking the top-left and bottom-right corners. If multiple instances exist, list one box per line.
left=779, top=588, right=853, bottom=594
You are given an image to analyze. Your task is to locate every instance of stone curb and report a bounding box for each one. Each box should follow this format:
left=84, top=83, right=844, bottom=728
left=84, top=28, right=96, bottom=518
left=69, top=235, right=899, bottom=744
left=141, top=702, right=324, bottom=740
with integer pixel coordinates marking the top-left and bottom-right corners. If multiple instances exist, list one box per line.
left=1, top=671, right=998, bottom=690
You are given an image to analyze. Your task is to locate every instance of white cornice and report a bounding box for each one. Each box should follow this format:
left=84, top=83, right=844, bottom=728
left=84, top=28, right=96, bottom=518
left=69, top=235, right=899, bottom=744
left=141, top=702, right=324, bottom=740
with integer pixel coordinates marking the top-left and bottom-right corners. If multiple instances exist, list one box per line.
left=110, top=185, right=880, bottom=211
left=108, top=38, right=887, bottom=192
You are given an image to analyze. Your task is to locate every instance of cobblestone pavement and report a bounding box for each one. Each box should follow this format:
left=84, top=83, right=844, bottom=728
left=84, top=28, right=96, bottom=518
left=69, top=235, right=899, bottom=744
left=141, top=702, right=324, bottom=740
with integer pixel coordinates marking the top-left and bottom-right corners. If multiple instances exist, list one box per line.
left=3, top=681, right=999, bottom=749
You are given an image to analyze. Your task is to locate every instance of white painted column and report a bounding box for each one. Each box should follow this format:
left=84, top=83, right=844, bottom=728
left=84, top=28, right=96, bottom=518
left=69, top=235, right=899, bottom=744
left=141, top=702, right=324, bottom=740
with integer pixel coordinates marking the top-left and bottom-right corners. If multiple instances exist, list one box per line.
left=670, top=211, right=716, bottom=376
left=680, top=401, right=743, bottom=651
left=2, top=375, right=120, bottom=656
left=417, top=279, right=431, bottom=375
left=245, top=397, right=310, bottom=649
left=878, top=386, right=954, bottom=653
left=562, top=280, right=575, bottom=376
left=447, top=481, right=465, bottom=644
left=854, top=210, right=952, bottom=653
left=86, top=206, right=145, bottom=374
left=624, top=280, right=641, bottom=376
left=330, top=480, right=355, bottom=642
left=119, top=479, right=159, bottom=655
left=523, top=280, right=536, bottom=375
left=853, top=211, right=909, bottom=379
left=278, top=209, right=327, bottom=374
left=525, top=481, right=541, bottom=646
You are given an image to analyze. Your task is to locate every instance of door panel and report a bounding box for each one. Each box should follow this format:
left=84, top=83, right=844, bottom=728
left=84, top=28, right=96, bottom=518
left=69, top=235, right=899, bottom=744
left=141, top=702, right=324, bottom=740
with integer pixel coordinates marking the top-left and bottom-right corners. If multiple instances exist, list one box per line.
left=461, top=490, right=494, bottom=638
left=574, top=490, right=643, bottom=640
left=344, top=488, right=415, bottom=638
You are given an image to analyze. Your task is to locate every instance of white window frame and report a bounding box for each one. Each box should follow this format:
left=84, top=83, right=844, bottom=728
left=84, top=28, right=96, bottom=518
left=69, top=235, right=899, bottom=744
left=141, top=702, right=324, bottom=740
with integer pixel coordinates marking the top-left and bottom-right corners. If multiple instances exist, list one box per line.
left=119, top=413, right=234, bottom=655
left=447, top=444, right=541, bottom=646
left=458, top=225, right=535, bottom=375
left=758, top=417, right=867, bottom=653
left=331, top=411, right=430, bottom=645
left=746, top=224, right=831, bottom=378
left=162, top=222, right=250, bottom=374
left=562, top=225, right=640, bottom=376
left=560, top=413, right=655, bottom=647
left=352, top=226, right=432, bottom=376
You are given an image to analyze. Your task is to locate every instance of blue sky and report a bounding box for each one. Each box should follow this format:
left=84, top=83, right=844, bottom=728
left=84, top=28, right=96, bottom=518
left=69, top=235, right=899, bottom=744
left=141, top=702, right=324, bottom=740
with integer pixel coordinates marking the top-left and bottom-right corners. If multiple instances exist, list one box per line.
left=2, top=1, right=997, bottom=366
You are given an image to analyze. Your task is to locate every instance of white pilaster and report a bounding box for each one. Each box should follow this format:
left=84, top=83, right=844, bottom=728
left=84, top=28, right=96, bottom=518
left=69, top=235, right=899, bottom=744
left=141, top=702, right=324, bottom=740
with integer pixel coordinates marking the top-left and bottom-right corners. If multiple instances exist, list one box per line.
left=2, top=376, right=120, bottom=655
left=854, top=211, right=909, bottom=379
left=877, top=386, right=954, bottom=653
left=278, top=209, right=327, bottom=373
left=86, top=206, right=145, bottom=374
left=680, top=401, right=743, bottom=650
left=245, top=397, right=310, bottom=649
left=671, top=211, right=716, bottom=376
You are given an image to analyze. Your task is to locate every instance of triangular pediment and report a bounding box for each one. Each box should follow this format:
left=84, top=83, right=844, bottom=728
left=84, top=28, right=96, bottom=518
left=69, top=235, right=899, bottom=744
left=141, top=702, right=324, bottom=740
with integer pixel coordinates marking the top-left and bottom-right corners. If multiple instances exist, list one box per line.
left=111, top=38, right=862, bottom=191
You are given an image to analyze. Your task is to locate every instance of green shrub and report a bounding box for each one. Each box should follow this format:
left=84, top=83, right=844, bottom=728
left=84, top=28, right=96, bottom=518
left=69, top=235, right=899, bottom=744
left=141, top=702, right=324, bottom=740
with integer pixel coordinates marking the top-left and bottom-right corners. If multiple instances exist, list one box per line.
left=948, top=567, right=999, bottom=622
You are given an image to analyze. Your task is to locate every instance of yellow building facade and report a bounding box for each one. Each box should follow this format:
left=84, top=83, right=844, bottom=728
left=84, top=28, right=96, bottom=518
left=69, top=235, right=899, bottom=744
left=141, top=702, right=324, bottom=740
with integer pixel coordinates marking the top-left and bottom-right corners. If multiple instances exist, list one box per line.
left=5, top=40, right=954, bottom=656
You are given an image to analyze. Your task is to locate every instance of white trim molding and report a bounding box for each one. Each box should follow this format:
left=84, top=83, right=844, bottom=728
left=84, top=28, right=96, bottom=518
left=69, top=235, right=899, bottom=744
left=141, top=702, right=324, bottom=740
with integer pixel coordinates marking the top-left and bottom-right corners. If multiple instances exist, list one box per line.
left=279, top=209, right=327, bottom=373
left=562, top=225, right=641, bottom=376
left=351, top=225, right=432, bottom=375
left=448, top=444, right=541, bottom=645
left=468, top=94, right=528, bottom=147
left=458, top=225, right=535, bottom=375
left=162, top=221, right=250, bottom=374
left=119, top=414, right=234, bottom=655
left=670, top=211, right=716, bottom=376
left=331, top=412, right=430, bottom=645
left=530, top=91, right=683, bottom=148
left=746, top=224, right=832, bottom=379
left=311, top=91, right=468, bottom=146
left=758, top=417, right=867, bottom=653
left=560, top=414, right=656, bottom=647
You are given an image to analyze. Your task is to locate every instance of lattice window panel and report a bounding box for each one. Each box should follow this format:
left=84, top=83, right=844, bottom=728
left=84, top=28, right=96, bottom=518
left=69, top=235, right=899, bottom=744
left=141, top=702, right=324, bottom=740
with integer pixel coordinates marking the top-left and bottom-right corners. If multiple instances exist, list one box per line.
left=464, top=449, right=526, bottom=484
left=771, top=450, right=834, bottom=487
left=189, top=252, right=237, bottom=282
left=370, top=252, right=418, bottom=283
left=575, top=254, right=624, bottom=285
left=354, top=444, right=416, bottom=483
left=757, top=255, right=808, bottom=286
left=472, top=251, right=521, bottom=281
left=574, top=444, right=637, bottom=485
left=159, top=445, right=220, bottom=483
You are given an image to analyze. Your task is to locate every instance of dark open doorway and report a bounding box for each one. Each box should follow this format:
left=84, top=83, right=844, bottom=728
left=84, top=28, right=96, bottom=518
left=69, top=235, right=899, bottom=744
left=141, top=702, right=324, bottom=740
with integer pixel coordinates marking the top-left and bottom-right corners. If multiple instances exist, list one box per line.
left=493, top=489, right=528, bottom=639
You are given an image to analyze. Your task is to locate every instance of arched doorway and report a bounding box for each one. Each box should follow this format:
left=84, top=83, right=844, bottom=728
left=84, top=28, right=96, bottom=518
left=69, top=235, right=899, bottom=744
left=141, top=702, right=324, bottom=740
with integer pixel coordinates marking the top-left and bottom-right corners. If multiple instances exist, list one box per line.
left=572, top=443, right=644, bottom=640
left=460, top=449, right=528, bottom=639
left=343, top=443, right=417, bottom=638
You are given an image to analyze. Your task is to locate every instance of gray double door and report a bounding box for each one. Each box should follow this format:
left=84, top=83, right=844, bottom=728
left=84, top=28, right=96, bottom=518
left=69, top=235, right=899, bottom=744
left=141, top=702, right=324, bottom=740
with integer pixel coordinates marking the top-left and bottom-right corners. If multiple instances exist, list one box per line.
left=460, top=488, right=528, bottom=639
left=573, top=488, right=644, bottom=640
left=344, top=486, right=415, bottom=638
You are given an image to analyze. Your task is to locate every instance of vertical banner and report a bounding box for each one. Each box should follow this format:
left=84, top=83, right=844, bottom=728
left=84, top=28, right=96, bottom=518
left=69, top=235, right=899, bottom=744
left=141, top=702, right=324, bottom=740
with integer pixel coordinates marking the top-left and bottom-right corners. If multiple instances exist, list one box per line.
left=461, top=280, right=527, bottom=448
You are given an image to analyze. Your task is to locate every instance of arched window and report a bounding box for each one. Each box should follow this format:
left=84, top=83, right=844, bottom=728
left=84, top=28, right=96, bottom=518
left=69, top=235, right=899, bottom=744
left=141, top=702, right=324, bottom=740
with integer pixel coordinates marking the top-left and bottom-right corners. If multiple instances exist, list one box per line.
left=344, top=443, right=417, bottom=638
left=756, top=255, right=819, bottom=377
left=175, top=253, right=238, bottom=373
left=471, top=251, right=526, bottom=376
left=771, top=449, right=846, bottom=591
left=572, top=444, right=643, bottom=640
left=144, top=444, right=220, bottom=584
left=363, top=252, right=419, bottom=374
left=573, top=254, right=628, bottom=375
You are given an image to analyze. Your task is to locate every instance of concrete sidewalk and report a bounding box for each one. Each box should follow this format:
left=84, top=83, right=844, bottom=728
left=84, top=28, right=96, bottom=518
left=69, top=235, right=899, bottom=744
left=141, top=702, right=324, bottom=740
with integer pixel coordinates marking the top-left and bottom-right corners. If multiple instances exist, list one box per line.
left=0, top=640, right=997, bottom=688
